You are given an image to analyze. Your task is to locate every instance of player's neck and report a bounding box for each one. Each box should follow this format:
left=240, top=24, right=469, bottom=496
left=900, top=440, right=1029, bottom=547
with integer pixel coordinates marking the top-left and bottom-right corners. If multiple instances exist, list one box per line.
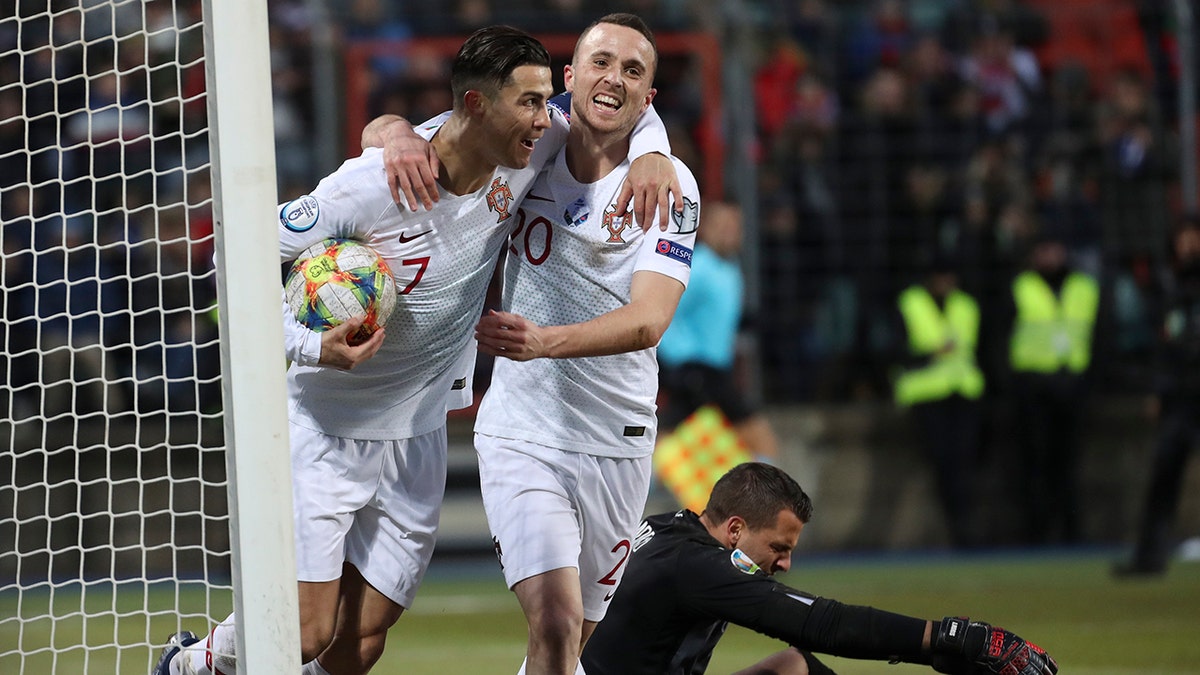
left=431, top=117, right=498, bottom=196
left=565, top=125, right=630, bottom=183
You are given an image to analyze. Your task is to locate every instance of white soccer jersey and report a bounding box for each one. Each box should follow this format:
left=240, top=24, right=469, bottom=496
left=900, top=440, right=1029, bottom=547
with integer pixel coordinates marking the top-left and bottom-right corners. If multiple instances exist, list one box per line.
left=279, top=118, right=563, bottom=440
left=474, top=150, right=701, bottom=457
left=279, top=108, right=671, bottom=441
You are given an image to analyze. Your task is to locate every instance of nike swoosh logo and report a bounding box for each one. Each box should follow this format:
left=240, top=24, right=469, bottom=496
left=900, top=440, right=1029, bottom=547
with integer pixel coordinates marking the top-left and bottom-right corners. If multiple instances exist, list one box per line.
left=398, top=230, right=432, bottom=243
left=526, top=193, right=553, bottom=202
left=604, top=592, right=615, bottom=601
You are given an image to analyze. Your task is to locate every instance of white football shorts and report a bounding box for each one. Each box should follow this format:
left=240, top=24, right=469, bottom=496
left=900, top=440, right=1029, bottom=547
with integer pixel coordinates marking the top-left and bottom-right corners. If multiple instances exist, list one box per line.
left=475, top=433, right=652, bottom=622
left=290, top=421, right=447, bottom=609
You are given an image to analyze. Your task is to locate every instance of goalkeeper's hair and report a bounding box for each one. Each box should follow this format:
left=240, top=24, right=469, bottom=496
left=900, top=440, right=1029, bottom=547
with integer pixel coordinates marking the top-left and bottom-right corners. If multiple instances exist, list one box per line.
left=451, top=25, right=551, bottom=108
left=704, top=463, right=814, bottom=530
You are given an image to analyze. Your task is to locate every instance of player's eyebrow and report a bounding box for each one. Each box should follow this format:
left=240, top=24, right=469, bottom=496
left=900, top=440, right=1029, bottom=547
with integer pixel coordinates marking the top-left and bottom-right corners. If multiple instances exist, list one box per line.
left=589, top=48, right=647, bottom=71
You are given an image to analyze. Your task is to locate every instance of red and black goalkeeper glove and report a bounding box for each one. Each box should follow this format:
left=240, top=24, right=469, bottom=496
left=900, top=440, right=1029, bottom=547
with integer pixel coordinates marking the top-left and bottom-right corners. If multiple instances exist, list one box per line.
left=930, top=616, right=1058, bottom=675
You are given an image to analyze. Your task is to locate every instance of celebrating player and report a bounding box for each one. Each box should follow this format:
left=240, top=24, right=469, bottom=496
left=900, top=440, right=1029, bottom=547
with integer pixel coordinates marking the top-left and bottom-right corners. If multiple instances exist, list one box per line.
left=581, top=462, right=1059, bottom=675
left=469, top=14, right=700, bottom=675
left=152, top=25, right=679, bottom=675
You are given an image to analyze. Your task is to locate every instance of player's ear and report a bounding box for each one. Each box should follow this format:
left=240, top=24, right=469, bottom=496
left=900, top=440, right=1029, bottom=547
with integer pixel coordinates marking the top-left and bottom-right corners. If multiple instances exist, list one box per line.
left=564, top=64, right=575, bottom=93
left=464, top=89, right=487, bottom=116
left=727, top=516, right=745, bottom=547
left=641, top=88, right=656, bottom=112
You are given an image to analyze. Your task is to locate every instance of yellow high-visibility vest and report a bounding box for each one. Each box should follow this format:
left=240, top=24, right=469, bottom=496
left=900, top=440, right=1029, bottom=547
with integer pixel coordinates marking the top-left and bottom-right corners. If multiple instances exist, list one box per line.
left=1009, top=271, right=1099, bottom=374
left=894, top=285, right=985, bottom=406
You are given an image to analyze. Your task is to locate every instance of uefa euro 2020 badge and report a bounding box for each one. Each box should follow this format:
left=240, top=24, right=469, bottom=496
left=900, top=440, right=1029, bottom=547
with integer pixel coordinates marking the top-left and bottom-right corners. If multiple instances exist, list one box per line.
left=730, top=548, right=761, bottom=575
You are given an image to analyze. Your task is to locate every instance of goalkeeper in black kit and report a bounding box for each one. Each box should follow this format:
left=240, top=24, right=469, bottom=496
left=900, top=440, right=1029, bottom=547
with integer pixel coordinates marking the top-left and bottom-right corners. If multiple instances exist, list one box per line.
left=580, top=463, right=1057, bottom=675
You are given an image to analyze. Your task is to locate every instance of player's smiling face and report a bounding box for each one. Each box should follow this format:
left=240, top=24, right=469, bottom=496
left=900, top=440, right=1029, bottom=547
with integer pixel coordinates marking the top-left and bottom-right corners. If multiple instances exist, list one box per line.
left=564, top=22, right=656, bottom=136
left=481, top=64, right=554, bottom=169
left=737, top=509, right=805, bottom=576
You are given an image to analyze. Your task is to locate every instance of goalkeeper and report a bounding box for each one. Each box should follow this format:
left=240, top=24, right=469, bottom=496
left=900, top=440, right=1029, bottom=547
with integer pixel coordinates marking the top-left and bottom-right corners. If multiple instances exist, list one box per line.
left=581, top=462, right=1057, bottom=675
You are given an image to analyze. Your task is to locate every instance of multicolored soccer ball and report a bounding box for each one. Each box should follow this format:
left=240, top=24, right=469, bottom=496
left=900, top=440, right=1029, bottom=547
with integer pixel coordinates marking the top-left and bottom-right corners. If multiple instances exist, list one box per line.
left=285, top=238, right=398, bottom=345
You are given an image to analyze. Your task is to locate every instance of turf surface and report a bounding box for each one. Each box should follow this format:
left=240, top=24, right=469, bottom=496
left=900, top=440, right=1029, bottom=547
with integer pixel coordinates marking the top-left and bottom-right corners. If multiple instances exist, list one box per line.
left=2, top=550, right=1196, bottom=674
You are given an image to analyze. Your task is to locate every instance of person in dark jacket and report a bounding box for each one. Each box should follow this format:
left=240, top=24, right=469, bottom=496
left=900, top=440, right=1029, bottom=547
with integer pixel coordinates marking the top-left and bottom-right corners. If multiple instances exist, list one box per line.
left=1115, top=217, right=1200, bottom=576
left=581, top=462, right=1057, bottom=675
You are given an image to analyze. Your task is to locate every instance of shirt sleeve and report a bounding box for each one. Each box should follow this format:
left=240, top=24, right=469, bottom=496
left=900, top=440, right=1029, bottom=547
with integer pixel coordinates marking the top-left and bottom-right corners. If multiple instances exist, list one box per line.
left=276, top=150, right=395, bottom=263
left=676, top=547, right=928, bottom=662
left=628, top=104, right=671, bottom=159
left=276, top=151, right=394, bottom=363
left=633, top=157, right=700, bottom=286
left=282, top=289, right=322, bottom=366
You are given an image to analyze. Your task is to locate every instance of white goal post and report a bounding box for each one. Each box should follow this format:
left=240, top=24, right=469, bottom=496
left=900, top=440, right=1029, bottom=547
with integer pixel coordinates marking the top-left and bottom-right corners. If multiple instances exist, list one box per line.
left=0, top=1, right=298, bottom=672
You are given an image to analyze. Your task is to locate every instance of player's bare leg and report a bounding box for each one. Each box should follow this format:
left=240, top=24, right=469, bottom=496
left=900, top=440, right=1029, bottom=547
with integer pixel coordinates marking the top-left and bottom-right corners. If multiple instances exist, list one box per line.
left=513, top=567, right=584, bottom=675
left=298, top=578, right=344, bottom=663
left=315, top=563, right=405, bottom=675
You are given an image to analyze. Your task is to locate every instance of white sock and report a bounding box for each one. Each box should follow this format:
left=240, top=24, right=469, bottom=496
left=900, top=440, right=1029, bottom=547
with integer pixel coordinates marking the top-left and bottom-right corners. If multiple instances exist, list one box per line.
left=301, top=660, right=333, bottom=675
left=209, top=614, right=238, bottom=674
left=176, top=614, right=237, bottom=675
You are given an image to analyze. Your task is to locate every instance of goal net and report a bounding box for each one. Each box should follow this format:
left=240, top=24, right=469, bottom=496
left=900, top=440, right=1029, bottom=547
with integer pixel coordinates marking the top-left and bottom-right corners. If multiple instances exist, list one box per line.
left=1, top=1, right=296, bottom=673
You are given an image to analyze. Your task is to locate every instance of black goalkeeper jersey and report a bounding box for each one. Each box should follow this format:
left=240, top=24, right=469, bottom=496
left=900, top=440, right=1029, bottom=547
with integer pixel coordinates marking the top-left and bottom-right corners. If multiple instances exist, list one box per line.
left=581, top=510, right=929, bottom=675
left=581, top=510, right=820, bottom=674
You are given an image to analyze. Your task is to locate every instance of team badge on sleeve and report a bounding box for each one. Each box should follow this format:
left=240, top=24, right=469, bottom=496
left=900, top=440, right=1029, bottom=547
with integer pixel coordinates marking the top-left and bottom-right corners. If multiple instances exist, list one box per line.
left=281, top=195, right=320, bottom=232
left=655, top=239, right=693, bottom=266
left=670, top=196, right=699, bottom=234
left=730, top=549, right=761, bottom=575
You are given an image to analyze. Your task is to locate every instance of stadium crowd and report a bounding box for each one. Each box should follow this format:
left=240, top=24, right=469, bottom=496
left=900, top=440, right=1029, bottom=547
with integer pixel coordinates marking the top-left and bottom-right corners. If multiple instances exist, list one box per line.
left=254, top=0, right=1191, bottom=408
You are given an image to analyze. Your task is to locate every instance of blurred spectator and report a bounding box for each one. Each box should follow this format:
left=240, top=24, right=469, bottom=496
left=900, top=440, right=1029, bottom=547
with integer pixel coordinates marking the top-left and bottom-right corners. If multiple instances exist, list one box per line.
left=890, top=254, right=985, bottom=549
left=269, top=20, right=316, bottom=188
left=836, top=66, right=917, bottom=396
left=956, top=15, right=1042, bottom=137
left=843, top=0, right=915, bottom=85
left=10, top=186, right=130, bottom=417
left=1115, top=217, right=1200, bottom=577
left=1003, top=229, right=1100, bottom=544
left=753, top=38, right=811, bottom=142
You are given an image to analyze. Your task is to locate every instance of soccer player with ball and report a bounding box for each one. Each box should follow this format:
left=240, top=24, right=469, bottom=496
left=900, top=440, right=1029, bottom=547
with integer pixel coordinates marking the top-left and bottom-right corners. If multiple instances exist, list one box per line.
left=153, top=24, right=680, bottom=675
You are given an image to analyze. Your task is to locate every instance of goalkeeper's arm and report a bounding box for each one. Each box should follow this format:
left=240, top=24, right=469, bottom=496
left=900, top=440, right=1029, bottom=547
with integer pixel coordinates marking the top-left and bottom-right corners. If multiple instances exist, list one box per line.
left=770, top=595, right=1057, bottom=674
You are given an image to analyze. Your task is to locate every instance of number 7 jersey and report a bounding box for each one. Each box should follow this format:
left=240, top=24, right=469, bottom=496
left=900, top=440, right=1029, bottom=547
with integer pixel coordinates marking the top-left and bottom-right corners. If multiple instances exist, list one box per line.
left=277, top=120, right=562, bottom=441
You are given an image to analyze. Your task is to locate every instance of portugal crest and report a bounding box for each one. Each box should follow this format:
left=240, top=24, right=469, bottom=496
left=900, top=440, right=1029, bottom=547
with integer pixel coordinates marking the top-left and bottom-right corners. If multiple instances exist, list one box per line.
left=602, top=204, right=629, bottom=243
left=486, top=177, right=514, bottom=222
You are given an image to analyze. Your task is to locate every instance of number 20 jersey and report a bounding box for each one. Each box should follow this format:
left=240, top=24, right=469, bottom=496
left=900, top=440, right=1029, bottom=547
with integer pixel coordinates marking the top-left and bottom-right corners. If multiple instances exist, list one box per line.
left=475, top=149, right=701, bottom=457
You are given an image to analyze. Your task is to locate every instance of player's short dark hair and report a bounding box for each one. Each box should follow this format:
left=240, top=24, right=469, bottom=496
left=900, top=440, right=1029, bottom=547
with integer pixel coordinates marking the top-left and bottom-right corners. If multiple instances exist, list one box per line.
left=451, top=25, right=551, bottom=108
left=574, top=12, right=658, bottom=78
left=704, top=463, right=814, bottom=530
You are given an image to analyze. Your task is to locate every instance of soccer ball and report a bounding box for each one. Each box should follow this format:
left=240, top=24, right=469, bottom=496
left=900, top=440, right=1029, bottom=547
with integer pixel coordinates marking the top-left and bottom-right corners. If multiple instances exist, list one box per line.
left=285, top=238, right=398, bottom=345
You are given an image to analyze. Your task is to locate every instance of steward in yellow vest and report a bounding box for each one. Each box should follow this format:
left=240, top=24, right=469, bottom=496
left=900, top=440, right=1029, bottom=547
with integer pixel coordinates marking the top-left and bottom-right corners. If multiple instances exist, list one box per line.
left=894, top=285, right=985, bottom=407
left=1009, top=270, right=1100, bottom=374
left=891, top=263, right=983, bottom=549
left=1006, top=233, right=1099, bottom=545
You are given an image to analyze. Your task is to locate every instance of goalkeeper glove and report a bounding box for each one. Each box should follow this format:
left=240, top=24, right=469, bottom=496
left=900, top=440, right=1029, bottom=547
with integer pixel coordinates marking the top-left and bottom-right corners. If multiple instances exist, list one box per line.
left=931, top=616, right=1058, bottom=675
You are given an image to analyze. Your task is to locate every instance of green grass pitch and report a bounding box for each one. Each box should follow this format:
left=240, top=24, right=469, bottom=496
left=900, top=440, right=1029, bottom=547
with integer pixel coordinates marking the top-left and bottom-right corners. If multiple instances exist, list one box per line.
left=2, top=551, right=1197, bottom=674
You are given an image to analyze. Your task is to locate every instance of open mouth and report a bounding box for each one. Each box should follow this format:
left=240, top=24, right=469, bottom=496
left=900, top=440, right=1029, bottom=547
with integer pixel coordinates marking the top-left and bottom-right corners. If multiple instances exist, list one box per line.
left=593, top=93, right=622, bottom=112
left=521, top=136, right=540, bottom=150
